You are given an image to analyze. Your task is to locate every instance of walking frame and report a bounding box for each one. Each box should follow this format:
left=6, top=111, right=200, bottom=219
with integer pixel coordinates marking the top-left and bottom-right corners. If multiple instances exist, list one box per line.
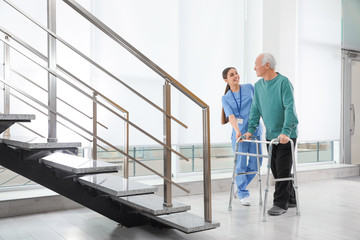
left=228, top=136, right=301, bottom=222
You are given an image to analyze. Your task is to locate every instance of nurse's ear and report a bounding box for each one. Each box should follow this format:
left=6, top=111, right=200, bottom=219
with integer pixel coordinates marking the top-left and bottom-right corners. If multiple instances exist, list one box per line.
left=223, top=78, right=229, bottom=84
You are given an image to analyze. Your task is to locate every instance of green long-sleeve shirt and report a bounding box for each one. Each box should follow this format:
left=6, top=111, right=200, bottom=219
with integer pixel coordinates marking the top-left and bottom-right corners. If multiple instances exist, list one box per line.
left=248, top=73, right=298, bottom=140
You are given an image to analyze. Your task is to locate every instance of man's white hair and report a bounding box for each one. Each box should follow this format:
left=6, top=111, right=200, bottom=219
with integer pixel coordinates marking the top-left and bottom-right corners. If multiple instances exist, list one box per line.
left=261, top=53, right=277, bottom=69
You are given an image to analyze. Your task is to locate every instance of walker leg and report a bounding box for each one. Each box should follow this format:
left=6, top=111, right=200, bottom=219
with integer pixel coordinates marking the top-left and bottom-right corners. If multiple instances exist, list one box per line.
left=228, top=149, right=238, bottom=211
left=262, top=187, right=269, bottom=222
left=262, top=144, right=273, bottom=222
left=290, top=140, right=301, bottom=216
left=294, top=184, right=301, bottom=216
left=256, top=143, right=262, bottom=206
left=262, top=165, right=271, bottom=221
left=258, top=176, right=262, bottom=206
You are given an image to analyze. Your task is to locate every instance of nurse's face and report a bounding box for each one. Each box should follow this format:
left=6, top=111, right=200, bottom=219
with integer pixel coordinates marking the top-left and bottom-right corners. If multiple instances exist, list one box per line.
left=225, top=68, right=239, bottom=86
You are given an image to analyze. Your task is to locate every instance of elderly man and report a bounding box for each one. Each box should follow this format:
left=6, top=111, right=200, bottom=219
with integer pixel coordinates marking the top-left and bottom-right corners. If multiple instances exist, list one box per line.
left=243, top=53, right=298, bottom=216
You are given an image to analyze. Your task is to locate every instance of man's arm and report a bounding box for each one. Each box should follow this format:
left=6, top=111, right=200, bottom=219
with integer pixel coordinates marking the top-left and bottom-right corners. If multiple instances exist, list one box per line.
left=281, top=80, right=299, bottom=137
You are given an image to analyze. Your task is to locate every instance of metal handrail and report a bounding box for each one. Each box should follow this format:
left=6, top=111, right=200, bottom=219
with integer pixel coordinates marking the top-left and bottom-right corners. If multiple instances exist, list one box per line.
left=8, top=92, right=110, bottom=152
left=56, top=66, right=127, bottom=114
left=0, top=77, right=189, bottom=193
left=62, top=0, right=208, bottom=109
left=0, top=35, right=189, bottom=162
left=11, top=68, right=108, bottom=129
left=0, top=26, right=128, bottom=118
left=3, top=0, right=188, bottom=129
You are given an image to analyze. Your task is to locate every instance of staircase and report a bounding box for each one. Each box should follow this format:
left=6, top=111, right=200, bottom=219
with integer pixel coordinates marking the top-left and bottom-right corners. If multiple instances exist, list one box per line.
left=0, top=115, right=219, bottom=233
left=0, top=0, right=219, bottom=233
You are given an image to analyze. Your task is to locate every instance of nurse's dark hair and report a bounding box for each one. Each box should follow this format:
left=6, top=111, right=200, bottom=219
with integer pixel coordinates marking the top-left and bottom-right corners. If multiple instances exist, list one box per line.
left=221, top=67, right=235, bottom=125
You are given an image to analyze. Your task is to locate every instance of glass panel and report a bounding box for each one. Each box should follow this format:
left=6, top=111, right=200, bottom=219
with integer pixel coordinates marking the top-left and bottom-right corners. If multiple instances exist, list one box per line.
left=342, top=0, right=360, bottom=51
left=179, top=144, right=234, bottom=173
left=297, top=141, right=335, bottom=163
left=297, top=142, right=318, bottom=164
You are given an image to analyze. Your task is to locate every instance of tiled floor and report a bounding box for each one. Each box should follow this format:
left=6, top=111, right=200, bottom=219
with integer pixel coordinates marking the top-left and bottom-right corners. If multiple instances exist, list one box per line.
left=0, top=176, right=359, bottom=239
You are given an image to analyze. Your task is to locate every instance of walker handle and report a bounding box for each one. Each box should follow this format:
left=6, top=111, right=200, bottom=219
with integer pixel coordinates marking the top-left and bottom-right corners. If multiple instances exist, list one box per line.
left=237, top=135, right=258, bottom=143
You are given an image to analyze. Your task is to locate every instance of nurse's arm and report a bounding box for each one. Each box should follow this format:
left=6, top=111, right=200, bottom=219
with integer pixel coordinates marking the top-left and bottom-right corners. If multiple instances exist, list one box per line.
left=228, top=114, right=241, bottom=141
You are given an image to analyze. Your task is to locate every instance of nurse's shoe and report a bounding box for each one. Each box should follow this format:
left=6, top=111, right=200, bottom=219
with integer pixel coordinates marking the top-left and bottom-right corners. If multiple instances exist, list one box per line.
left=239, top=196, right=251, bottom=206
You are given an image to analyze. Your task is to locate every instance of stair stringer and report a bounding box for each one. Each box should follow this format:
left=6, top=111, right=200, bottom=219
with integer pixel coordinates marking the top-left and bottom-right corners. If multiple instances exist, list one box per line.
left=0, top=143, right=164, bottom=228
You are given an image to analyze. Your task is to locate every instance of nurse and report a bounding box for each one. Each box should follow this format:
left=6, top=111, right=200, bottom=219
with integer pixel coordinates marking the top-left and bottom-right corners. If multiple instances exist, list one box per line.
left=221, top=67, right=263, bottom=206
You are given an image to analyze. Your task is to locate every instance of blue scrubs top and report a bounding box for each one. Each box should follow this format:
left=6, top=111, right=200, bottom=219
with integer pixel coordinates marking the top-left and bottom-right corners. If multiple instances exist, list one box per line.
left=222, top=84, right=262, bottom=141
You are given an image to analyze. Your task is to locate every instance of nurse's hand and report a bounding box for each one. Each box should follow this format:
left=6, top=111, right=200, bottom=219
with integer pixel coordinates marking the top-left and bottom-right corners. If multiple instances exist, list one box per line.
left=278, top=134, right=290, bottom=144
left=236, top=131, right=242, bottom=142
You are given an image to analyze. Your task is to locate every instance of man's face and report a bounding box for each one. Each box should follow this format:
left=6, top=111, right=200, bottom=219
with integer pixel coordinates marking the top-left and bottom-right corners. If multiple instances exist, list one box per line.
left=254, top=55, right=267, bottom=77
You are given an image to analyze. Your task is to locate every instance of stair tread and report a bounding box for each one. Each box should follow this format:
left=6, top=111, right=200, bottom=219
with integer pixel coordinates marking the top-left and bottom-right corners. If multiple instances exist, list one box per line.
left=114, top=194, right=190, bottom=215
left=79, top=174, right=156, bottom=196
left=144, top=212, right=220, bottom=233
left=0, top=114, right=35, bottom=134
left=0, top=136, right=81, bottom=150
left=40, top=153, right=120, bottom=174
left=0, top=114, right=35, bottom=121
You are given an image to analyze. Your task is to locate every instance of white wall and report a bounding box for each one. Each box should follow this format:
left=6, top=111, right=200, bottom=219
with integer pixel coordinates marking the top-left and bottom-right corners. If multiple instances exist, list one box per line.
left=263, top=0, right=296, bottom=83
left=89, top=0, right=179, bottom=147
left=87, top=0, right=245, bottom=146
left=178, top=0, right=245, bottom=144
left=244, top=0, right=263, bottom=84
left=296, top=0, right=342, bottom=141
left=261, top=0, right=341, bottom=142
left=0, top=0, right=343, bottom=148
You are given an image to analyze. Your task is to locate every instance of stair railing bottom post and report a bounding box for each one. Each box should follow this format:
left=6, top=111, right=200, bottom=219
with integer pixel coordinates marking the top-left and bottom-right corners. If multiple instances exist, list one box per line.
left=92, top=93, right=98, bottom=160
left=124, top=112, right=129, bottom=179
left=163, top=82, right=172, bottom=207
left=47, top=0, right=57, bottom=142
left=203, top=107, right=212, bottom=222
left=3, top=35, right=10, bottom=138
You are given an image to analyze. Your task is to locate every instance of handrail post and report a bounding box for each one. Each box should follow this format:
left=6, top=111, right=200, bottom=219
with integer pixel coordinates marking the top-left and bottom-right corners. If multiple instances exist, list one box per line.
left=92, top=92, right=98, bottom=160
left=203, top=107, right=212, bottom=222
left=163, top=82, right=172, bottom=207
left=3, top=35, right=10, bottom=138
left=123, top=112, right=129, bottom=179
left=47, top=0, right=57, bottom=142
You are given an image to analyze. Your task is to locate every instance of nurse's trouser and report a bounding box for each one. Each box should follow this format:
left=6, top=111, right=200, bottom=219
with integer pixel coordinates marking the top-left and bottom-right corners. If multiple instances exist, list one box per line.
left=232, top=140, right=262, bottom=199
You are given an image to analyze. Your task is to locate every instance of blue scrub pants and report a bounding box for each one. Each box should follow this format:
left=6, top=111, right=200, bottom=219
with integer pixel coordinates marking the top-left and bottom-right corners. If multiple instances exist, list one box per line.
left=232, top=140, right=262, bottom=199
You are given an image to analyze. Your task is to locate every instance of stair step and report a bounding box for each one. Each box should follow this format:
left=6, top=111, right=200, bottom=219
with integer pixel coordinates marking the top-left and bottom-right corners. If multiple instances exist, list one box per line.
left=0, top=114, right=35, bottom=121
left=0, top=136, right=81, bottom=150
left=40, top=153, right=121, bottom=174
left=144, top=212, right=220, bottom=233
left=78, top=173, right=156, bottom=196
left=0, top=114, right=35, bottom=134
left=114, top=194, right=190, bottom=216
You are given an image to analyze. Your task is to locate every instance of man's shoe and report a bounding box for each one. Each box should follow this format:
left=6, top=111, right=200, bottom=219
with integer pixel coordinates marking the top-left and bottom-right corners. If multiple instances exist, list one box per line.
left=267, top=205, right=287, bottom=215
left=239, top=196, right=251, bottom=206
